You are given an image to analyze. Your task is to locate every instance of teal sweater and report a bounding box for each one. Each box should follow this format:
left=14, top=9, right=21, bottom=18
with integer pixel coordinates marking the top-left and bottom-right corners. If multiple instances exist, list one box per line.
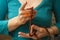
left=0, top=0, right=60, bottom=40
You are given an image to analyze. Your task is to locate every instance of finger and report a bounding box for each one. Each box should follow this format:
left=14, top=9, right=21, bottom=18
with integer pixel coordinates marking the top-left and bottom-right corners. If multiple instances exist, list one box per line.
left=31, top=25, right=41, bottom=31
left=19, top=10, right=32, bottom=17
left=35, top=31, right=41, bottom=38
left=29, top=25, right=34, bottom=36
left=19, top=9, right=36, bottom=18
left=29, top=25, right=37, bottom=36
left=32, top=10, right=36, bottom=18
left=18, top=32, right=38, bottom=39
left=18, top=32, right=30, bottom=38
left=32, top=25, right=46, bottom=33
left=33, top=10, right=36, bottom=15
left=20, top=2, right=27, bottom=10
left=26, top=10, right=36, bottom=16
left=36, top=32, right=46, bottom=38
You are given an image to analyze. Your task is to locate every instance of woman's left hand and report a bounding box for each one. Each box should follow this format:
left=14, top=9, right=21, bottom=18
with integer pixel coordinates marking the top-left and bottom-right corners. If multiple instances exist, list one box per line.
left=18, top=25, right=48, bottom=40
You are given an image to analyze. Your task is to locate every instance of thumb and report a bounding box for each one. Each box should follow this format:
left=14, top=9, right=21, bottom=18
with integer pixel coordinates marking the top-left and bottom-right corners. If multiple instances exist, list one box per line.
left=20, top=2, right=27, bottom=10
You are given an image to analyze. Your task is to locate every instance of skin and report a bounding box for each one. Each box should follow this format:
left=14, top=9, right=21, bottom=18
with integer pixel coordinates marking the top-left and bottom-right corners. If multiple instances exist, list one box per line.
left=19, top=0, right=42, bottom=9
left=18, top=25, right=58, bottom=40
left=18, top=0, right=59, bottom=40
left=8, top=2, right=36, bottom=32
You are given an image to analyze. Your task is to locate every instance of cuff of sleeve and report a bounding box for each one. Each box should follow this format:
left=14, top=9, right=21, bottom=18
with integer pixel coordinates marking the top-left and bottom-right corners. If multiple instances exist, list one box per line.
left=0, top=20, right=9, bottom=35
left=54, top=23, right=60, bottom=34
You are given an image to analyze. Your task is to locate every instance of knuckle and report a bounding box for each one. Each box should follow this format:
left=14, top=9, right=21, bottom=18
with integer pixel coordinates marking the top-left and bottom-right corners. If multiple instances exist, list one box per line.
left=31, top=25, right=35, bottom=28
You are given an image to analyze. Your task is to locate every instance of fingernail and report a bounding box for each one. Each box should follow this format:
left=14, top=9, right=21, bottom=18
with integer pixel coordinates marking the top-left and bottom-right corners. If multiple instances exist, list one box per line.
left=18, top=32, right=20, bottom=34
left=18, top=35, right=21, bottom=37
left=18, top=32, right=21, bottom=34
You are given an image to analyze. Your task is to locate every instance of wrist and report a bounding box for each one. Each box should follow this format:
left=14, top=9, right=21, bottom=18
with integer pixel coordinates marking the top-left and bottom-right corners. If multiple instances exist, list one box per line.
left=16, top=16, right=22, bottom=26
left=50, top=26, right=58, bottom=35
left=47, top=26, right=58, bottom=35
left=8, top=16, right=20, bottom=32
left=47, top=28, right=54, bottom=35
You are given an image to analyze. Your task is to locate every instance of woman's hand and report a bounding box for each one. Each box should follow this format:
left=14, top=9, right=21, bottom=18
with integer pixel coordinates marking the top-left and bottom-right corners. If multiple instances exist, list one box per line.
left=18, top=26, right=58, bottom=40
left=8, top=2, right=36, bottom=32
left=18, top=2, right=36, bottom=25
left=18, top=25, right=48, bottom=40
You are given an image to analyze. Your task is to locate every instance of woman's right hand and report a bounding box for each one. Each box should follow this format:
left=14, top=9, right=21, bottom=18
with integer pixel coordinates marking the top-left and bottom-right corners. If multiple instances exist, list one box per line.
left=18, top=2, right=36, bottom=25
left=8, top=2, right=36, bottom=32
